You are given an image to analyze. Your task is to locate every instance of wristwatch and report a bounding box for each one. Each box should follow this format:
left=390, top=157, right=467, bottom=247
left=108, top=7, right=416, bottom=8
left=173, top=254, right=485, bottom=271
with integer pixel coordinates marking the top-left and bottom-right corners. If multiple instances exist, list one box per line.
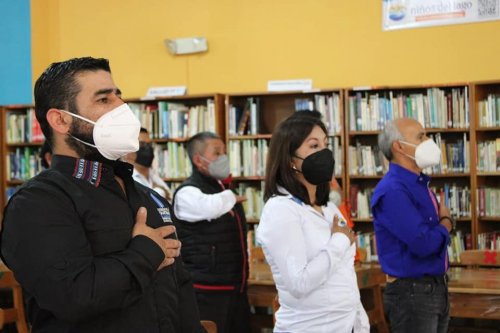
left=439, top=216, right=456, bottom=232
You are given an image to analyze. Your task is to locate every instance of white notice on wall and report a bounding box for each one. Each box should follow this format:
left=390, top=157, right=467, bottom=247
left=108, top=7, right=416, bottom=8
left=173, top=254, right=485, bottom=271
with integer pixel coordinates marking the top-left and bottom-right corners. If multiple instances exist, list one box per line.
left=267, top=79, right=313, bottom=92
left=146, top=86, right=187, bottom=98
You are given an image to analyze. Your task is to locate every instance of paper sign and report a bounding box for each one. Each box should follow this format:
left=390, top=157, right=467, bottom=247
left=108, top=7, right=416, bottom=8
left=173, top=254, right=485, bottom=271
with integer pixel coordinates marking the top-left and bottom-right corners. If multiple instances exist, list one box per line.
left=146, top=86, right=187, bottom=97
left=267, top=79, right=313, bottom=92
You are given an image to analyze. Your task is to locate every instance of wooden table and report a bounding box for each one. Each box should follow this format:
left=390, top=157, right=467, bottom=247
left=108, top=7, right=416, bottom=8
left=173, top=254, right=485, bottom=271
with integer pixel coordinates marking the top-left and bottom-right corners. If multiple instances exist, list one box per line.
left=247, top=263, right=388, bottom=331
left=448, top=267, right=500, bottom=320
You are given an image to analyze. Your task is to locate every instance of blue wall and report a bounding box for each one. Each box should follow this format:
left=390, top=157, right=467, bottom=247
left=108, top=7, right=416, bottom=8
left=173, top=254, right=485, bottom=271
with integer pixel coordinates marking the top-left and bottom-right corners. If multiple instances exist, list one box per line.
left=0, top=0, right=32, bottom=105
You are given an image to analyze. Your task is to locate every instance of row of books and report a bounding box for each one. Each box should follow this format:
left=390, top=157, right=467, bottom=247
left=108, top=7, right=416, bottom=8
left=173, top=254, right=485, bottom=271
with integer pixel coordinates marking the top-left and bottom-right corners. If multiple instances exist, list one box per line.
left=477, top=139, right=500, bottom=172
left=349, top=186, right=374, bottom=218
left=348, top=87, right=469, bottom=131
left=229, top=139, right=269, bottom=177
left=478, top=94, right=500, bottom=127
left=129, top=100, right=216, bottom=139
left=6, top=186, right=20, bottom=201
left=477, top=187, right=500, bottom=217
left=356, top=230, right=473, bottom=264
left=431, top=184, right=472, bottom=218
left=348, top=133, right=470, bottom=176
left=424, top=133, right=470, bottom=174
left=236, top=183, right=264, bottom=220
left=228, top=97, right=260, bottom=136
left=356, top=232, right=378, bottom=262
left=294, top=93, right=342, bottom=135
left=5, top=147, right=44, bottom=181
left=348, top=144, right=388, bottom=176
left=350, top=184, right=472, bottom=219
left=151, top=143, right=192, bottom=179
left=6, top=109, right=44, bottom=143
left=477, top=231, right=500, bottom=250
left=447, top=230, right=473, bottom=264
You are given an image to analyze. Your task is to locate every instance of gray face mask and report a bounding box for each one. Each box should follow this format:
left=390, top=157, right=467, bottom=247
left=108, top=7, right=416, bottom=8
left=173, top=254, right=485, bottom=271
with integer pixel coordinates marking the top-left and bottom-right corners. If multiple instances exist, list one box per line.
left=202, top=155, right=230, bottom=180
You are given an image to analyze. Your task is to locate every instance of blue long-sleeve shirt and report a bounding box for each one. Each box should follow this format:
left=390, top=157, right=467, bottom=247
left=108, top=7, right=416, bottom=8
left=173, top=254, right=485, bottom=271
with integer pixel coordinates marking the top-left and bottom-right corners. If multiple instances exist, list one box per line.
left=371, top=163, right=450, bottom=278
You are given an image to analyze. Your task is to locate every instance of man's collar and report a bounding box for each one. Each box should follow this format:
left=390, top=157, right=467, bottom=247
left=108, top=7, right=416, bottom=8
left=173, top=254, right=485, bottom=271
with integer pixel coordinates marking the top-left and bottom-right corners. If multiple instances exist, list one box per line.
left=50, top=155, right=134, bottom=187
left=389, top=162, right=430, bottom=185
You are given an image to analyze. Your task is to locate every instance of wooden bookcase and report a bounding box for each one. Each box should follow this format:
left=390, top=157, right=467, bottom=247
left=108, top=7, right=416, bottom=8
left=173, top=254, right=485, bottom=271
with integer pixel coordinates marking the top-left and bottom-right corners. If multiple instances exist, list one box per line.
left=470, top=81, right=500, bottom=249
left=0, top=105, right=44, bottom=210
left=124, top=93, right=225, bottom=188
left=225, top=89, right=345, bottom=227
left=343, top=84, right=476, bottom=261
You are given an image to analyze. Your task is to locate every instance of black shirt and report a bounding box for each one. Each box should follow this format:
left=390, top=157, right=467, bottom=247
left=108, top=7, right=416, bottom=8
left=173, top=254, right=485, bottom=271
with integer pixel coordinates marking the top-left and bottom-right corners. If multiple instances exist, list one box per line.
left=0, top=155, right=204, bottom=333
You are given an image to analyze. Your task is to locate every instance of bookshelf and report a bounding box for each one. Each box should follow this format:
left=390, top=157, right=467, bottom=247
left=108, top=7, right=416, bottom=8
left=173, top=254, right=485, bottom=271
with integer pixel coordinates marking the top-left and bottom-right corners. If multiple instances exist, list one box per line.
left=225, top=89, right=345, bottom=229
left=344, top=84, right=475, bottom=263
left=0, top=105, right=44, bottom=209
left=124, top=94, right=225, bottom=188
left=470, top=81, right=500, bottom=250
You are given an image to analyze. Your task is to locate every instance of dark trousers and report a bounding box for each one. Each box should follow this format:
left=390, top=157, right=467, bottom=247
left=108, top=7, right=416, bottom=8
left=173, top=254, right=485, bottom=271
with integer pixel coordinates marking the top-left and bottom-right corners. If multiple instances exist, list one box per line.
left=383, top=275, right=449, bottom=333
left=196, top=290, right=251, bottom=333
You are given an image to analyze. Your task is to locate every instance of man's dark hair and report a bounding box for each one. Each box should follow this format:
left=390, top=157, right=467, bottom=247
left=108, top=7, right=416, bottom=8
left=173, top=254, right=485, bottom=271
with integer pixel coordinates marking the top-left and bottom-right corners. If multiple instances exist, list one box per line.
left=39, top=141, right=52, bottom=169
left=186, top=132, right=220, bottom=165
left=33, top=57, right=111, bottom=145
left=140, top=127, right=149, bottom=134
left=264, top=110, right=331, bottom=206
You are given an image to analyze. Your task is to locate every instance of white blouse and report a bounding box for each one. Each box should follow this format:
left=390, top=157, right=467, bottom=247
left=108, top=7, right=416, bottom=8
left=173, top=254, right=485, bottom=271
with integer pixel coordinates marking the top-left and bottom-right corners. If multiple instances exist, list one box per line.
left=256, top=189, right=369, bottom=333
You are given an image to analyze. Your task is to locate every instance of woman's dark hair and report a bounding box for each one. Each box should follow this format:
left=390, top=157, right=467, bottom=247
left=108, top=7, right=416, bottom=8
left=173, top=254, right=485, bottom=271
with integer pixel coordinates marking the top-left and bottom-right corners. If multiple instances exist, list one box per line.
left=264, top=110, right=330, bottom=206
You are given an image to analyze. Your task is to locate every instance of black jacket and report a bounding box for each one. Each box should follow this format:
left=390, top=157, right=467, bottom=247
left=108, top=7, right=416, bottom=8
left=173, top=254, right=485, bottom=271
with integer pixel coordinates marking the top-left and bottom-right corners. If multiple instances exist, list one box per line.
left=0, top=155, right=204, bottom=333
left=172, top=168, right=248, bottom=292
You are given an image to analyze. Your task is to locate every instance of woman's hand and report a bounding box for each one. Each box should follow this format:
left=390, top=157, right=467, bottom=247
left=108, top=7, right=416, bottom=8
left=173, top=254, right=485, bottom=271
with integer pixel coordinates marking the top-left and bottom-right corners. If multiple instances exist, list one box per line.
left=331, top=214, right=356, bottom=244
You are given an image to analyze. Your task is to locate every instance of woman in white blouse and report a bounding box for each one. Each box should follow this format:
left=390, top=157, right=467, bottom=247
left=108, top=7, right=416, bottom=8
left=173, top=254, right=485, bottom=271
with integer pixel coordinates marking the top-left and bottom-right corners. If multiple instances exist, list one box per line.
left=257, top=111, right=369, bottom=333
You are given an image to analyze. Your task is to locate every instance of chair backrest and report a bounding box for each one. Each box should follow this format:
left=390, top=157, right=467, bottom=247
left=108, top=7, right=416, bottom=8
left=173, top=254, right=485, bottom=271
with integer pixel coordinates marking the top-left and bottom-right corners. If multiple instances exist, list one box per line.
left=459, top=250, right=500, bottom=267
left=0, top=268, right=28, bottom=333
left=200, top=320, right=217, bottom=333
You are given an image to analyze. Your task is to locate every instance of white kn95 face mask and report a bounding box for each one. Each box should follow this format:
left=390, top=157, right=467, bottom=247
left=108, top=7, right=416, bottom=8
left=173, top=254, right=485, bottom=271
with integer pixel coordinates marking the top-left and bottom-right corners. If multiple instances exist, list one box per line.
left=399, top=138, right=441, bottom=169
left=61, top=103, right=141, bottom=160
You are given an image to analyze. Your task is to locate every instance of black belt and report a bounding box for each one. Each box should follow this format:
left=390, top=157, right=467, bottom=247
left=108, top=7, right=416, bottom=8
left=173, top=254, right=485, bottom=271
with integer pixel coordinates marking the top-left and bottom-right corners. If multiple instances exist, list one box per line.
left=387, top=274, right=448, bottom=285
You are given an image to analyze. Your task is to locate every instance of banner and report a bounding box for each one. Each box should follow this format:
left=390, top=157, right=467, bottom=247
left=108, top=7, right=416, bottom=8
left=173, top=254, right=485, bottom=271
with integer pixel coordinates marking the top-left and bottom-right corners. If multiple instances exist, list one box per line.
left=383, top=0, right=500, bottom=30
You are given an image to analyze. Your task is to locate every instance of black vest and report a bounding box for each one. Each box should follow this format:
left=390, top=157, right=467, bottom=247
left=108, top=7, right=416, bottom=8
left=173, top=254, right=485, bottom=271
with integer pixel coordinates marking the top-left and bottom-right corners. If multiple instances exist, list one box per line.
left=172, top=169, right=248, bottom=291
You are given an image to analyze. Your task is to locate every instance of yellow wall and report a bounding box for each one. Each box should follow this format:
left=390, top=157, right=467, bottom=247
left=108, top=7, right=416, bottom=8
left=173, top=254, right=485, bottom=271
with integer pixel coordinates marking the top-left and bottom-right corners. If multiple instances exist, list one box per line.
left=31, top=0, right=500, bottom=99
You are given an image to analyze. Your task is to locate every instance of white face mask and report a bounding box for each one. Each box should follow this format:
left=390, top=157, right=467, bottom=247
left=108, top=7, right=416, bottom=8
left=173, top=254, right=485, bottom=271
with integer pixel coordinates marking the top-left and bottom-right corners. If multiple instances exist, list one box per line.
left=61, top=103, right=141, bottom=160
left=399, top=138, right=441, bottom=169
left=201, top=155, right=230, bottom=180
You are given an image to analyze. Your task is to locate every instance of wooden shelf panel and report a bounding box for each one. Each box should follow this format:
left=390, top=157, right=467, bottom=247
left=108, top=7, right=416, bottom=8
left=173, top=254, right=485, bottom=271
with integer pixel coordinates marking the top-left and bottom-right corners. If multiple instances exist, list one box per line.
left=428, top=173, right=470, bottom=178
left=162, top=178, right=187, bottom=182
left=6, top=142, right=44, bottom=147
left=476, top=126, right=500, bottom=132
left=6, top=180, right=25, bottom=186
left=476, top=172, right=500, bottom=176
left=228, top=134, right=272, bottom=140
left=478, top=217, right=500, bottom=221
left=233, top=176, right=265, bottom=181
left=348, top=128, right=469, bottom=136
left=349, top=175, right=383, bottom=179
left=153, top=138, right=189, bottom=143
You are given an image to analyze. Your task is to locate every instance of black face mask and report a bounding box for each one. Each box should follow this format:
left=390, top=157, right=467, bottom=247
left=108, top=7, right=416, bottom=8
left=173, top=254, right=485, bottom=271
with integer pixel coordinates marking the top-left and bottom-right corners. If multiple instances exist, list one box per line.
left=136, top=142, right=154, bottom=167
left=294, top=148, right=335, bottom=185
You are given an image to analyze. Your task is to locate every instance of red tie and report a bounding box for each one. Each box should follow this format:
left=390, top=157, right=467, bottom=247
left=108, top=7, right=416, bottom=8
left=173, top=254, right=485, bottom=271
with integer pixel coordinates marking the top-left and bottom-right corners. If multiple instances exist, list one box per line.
left=429, top=188, right=448, bottom=271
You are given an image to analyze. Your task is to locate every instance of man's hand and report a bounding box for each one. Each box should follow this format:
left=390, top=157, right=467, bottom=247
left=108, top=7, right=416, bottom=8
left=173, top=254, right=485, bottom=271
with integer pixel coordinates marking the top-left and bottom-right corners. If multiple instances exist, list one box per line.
left=235, top=195, right=247, bottom=204
left=132, top=207, right=182, bottom=270
left=331, top=215, right=356, bottom=244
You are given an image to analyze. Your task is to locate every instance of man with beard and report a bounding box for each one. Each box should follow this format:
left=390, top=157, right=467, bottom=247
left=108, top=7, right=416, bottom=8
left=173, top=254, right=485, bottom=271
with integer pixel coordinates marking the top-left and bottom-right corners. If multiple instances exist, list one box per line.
left=0, top=57, right=205, bottom=333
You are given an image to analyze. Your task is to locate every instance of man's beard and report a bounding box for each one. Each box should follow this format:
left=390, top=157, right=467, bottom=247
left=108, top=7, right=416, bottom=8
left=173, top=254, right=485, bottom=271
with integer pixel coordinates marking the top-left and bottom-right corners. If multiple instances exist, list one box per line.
left=65, top=116, right=109, bottom=163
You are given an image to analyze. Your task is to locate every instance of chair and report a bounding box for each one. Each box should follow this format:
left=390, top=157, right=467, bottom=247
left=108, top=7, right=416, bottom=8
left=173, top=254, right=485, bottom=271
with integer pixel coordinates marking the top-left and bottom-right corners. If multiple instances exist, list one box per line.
left=0, top=267, right=28, bottom=333
left=459, top=250, right=500, bottom=267
left=200, top=320, right=217, bottom=333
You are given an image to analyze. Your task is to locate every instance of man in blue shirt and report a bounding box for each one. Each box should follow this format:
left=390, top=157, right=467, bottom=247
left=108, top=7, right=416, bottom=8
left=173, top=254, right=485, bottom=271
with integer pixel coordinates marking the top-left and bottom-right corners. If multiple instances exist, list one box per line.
left=371, top=118, right=453, bottom=333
